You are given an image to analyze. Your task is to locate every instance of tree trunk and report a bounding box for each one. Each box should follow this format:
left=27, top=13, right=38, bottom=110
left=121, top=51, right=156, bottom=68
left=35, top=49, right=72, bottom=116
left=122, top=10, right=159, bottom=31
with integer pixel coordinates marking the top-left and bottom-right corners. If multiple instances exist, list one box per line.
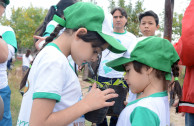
left=164, top=0, right=174, bottom=42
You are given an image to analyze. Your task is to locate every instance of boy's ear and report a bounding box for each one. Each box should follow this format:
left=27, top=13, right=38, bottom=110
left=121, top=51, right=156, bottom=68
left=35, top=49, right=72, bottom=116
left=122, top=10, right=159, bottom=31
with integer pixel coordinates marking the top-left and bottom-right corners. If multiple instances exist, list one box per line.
left=76, top=28, right=87, bottom=36
left=146, top=67, right=153, bottom=75
left=156, top=25, right=160, bottom=30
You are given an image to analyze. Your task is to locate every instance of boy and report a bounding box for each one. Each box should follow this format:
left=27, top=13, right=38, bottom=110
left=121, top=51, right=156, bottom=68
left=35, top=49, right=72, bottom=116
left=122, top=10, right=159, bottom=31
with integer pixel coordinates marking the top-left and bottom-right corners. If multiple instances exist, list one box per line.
left=138, top=10, right=159, bottom=36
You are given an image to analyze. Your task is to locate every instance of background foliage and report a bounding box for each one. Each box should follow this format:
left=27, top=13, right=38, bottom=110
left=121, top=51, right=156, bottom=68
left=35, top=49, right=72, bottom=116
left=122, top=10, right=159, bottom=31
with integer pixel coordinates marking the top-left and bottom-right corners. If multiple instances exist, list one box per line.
left=0, top=0, right=186, bottom=51
left=0, top=5, right=47, bottom=52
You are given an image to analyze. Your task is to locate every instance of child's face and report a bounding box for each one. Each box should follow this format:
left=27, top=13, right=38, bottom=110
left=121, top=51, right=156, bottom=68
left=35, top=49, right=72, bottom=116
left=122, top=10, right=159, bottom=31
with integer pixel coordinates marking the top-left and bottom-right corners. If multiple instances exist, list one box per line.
left=71, top=39, right=109, bottom=66
left=124, top=62, right=149, bottom=94
left=139, top=16, right=159, bottom=36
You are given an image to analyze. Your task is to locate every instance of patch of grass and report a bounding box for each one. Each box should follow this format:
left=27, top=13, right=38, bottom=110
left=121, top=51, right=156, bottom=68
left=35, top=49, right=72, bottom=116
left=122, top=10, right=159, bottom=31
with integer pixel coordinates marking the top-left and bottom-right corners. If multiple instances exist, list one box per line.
left=13, top=59, right=22, bottom=68
left=9, top=65, right=22, bottom=125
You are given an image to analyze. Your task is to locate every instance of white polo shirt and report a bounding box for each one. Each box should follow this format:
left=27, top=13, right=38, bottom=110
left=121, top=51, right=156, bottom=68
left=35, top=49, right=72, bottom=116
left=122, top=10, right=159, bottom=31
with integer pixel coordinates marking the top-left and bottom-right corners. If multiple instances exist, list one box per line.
left=17, top=43, right=84, bottom=126
left=117, top=91, right=170, bottom=126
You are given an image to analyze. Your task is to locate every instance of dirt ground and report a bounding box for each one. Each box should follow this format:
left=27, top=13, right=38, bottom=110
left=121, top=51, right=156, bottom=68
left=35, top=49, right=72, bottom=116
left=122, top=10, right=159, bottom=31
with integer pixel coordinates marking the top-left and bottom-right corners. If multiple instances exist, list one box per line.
left=78, top=75, right=185, bottom=126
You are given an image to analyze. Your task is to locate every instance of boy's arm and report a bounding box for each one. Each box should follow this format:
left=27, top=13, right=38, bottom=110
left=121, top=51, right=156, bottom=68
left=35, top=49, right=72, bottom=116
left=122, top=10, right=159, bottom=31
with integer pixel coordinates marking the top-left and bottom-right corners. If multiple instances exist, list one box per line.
left=0, top=38, right=8, bottom=63
left=175, top=0, right=194, bottom=66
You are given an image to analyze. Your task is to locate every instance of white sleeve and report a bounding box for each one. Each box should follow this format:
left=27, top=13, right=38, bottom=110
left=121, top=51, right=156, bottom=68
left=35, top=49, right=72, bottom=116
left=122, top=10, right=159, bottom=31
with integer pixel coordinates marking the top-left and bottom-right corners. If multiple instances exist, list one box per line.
left=38, top=40, right=45, bottom=49
left=7, top=44, right=15, bottom=60
left=29, top=55, right=33, bottom=62
left=32, top=53, right=67, bottom=102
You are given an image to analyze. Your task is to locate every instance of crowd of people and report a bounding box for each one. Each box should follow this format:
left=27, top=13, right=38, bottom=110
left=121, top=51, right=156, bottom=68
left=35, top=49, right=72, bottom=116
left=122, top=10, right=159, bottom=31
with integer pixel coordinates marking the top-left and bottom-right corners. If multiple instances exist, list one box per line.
left=0, top=0, right=194, bottom=126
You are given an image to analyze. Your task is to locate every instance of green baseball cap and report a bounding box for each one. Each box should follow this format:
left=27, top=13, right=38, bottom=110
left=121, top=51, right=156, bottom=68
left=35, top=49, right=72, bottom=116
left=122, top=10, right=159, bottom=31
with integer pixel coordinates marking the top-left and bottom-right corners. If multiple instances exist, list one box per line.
left=3, top=0, right=9, bottom=6
left=0, top=0, right=9, bottom=8
left=53, top=2, right=127, bottom=53
left=106, top=36, right=180, bottom=80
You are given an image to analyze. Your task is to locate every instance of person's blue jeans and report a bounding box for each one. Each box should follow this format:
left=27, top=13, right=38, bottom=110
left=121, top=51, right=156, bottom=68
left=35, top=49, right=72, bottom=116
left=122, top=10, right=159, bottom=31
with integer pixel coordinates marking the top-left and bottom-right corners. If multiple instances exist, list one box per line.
left=96, top=76, right=127, bottom=126
left=0, top=85, right=12, bottom=126
left=185, top=113, right=194, bottom=126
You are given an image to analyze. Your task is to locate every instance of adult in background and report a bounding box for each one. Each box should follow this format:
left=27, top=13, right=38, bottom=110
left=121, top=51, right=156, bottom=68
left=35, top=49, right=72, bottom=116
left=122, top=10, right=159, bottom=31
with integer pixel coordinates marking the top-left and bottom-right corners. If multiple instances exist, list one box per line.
left=97, top=7, right=137, bottom=126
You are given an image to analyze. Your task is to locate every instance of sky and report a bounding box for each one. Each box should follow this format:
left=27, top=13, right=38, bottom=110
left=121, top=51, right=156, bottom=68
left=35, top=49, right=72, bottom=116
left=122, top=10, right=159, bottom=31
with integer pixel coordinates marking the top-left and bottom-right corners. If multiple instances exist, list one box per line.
left=4, top=0, right=190, bottom=42
left=5, top=0, right=190, bottom=18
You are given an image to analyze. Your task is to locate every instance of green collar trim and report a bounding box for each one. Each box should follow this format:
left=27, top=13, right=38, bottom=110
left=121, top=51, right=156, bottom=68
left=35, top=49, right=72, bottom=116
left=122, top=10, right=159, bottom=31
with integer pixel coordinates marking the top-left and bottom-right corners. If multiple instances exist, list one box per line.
left=113, top=30, right=127, bottom=35
left=127, top=91, right=168, bottom=106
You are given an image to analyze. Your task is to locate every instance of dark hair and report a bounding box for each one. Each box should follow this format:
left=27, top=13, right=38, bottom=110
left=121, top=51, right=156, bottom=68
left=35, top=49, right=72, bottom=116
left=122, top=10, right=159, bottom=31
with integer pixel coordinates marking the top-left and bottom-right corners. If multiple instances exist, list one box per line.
left=169, top=61, right=182, bottom=101
left=25, top=49, right=31, bottom=57
left=20, top=24, right=106, bottom=90
left=138, top=10, right=159, bottom=26
left=132, top=61, right=166, bottom=80
left=0, top=0, right=6, bottom=8
left=111, top=7, right=127, bottom=19
left=132, top=60, right=181, bottom=100
left=34, top=0, right=77, bottom=38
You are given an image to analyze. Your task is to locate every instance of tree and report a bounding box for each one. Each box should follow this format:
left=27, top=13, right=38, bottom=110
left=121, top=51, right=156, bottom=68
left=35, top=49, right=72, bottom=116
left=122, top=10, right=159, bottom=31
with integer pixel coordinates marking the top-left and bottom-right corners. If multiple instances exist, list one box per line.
left=108, top=0, right=116, bottom=10
left=0, top=5, right=47, bottom=51
left=159, top=11, right=183, bottom=42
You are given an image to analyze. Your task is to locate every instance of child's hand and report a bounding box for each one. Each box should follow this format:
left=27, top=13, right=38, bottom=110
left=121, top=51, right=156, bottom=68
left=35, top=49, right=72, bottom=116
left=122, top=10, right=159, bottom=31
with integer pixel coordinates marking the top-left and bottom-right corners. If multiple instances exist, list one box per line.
left=78, top=65, right=85, bottom=72
left=82, top=83, right=118, bottom=112
left=33, top=35, right=47, bottom=51
left=124, top=101, right=128, bottom=106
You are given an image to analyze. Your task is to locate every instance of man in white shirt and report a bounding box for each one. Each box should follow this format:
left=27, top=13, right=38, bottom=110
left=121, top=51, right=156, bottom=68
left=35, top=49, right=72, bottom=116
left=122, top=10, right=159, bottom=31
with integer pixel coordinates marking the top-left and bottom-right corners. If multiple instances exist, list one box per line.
left=97, top=7, right=137, bottom=126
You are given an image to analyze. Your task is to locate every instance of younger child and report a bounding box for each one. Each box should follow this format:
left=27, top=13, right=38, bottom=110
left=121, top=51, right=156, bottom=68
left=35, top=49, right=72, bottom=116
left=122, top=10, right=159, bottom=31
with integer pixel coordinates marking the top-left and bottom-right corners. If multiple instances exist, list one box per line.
left=106, top=36, right=181, bottom=125
left=17, top=2, right=127, bottom=126
left=138, top=10, right=159, bottom=36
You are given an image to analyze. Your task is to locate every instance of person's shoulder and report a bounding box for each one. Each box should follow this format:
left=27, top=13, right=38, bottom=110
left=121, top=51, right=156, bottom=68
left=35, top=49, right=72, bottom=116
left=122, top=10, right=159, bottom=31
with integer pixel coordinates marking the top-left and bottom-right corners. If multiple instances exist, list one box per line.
left=39, top=46, right=67, bottom=62
left=0, top=25, right=15, bottom=35
left=1, top=25, right=14, bottom=32
left=125, top=31, right=136, bottom=38
left=135, top=97, right=158, bottom=108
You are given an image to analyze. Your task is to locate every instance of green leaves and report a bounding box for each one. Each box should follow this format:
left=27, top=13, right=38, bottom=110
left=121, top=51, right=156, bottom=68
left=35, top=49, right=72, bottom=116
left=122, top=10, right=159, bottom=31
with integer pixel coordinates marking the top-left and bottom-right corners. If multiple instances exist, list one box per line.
left=0, top=5, right=47, bottom=50
left=88, top=78, right=127, bottom=88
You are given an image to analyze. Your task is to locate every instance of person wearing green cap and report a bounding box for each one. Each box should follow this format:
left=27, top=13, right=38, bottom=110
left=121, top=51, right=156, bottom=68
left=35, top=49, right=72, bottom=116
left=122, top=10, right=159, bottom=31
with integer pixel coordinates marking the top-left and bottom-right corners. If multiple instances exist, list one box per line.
left=17, top=2, right=127, bottom=126
left=0, top=0, right=17, bottom=125
left=106, top=36, right=181, bottom=126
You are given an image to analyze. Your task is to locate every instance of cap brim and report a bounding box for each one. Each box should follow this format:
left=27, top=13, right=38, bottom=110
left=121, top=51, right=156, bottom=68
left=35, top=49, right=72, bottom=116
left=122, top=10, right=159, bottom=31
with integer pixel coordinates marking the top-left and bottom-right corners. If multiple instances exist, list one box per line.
left=97, top=31, right=127, bottom=53
left=5, top=0, right=10, bottom=5
left=106, top=57, right=133, bottom=72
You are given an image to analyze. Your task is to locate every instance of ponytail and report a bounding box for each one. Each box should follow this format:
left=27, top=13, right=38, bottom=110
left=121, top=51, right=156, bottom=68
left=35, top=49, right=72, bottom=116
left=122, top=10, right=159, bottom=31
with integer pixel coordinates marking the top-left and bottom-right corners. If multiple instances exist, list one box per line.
left=20, top=24, right=64, bottom=90
left=169, top=60, right=182, bottom=108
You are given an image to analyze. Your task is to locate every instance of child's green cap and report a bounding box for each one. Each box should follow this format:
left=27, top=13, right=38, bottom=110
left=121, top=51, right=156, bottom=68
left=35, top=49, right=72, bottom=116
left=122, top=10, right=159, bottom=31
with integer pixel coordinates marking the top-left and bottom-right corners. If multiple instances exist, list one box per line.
left=3, top=0, right=9, bottom=5
left=106, top=36, right=180, bottom=80
left=53, top=2, right=127, bottom=53
left=0, top=0, right=9, bottom=8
